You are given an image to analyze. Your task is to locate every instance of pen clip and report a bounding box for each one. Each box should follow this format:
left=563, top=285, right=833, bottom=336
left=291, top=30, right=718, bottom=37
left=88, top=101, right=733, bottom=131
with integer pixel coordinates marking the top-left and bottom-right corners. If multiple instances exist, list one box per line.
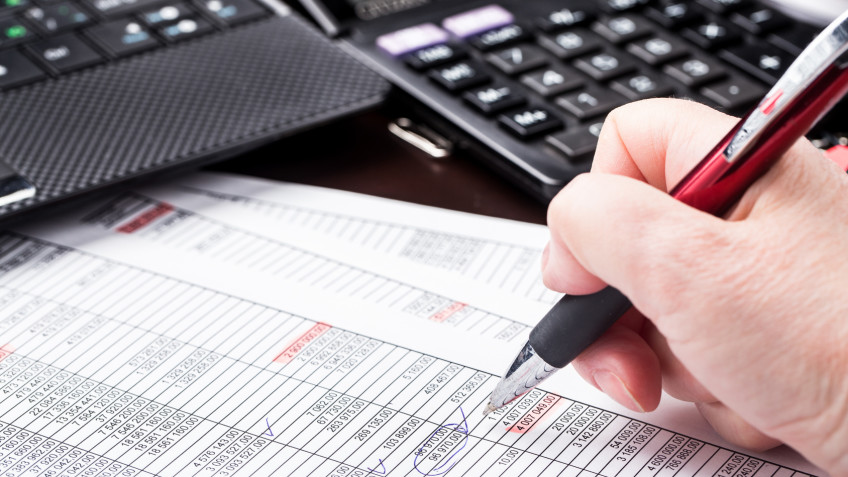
left=724, top=8, right=848, bottom=163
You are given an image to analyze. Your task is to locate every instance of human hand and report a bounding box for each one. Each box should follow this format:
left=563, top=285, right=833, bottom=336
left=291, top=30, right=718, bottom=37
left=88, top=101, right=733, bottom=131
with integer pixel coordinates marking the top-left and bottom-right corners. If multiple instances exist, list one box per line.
left=541, top=99, right=848, bottom=475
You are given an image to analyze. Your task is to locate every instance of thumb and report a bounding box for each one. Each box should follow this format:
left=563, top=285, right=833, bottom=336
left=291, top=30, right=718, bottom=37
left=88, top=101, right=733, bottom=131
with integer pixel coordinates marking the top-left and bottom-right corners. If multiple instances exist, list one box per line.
left=545, top=172, right=733, bottom=332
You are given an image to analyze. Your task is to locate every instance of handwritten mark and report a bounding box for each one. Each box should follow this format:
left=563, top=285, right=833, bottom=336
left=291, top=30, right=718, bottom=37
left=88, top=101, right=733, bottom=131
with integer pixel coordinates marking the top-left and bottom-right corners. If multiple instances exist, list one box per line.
left=367, top=458, right=386, bottom=475
left=414, top=407, right=469, bottom=476
left=264, top=418, right=274, bottom=437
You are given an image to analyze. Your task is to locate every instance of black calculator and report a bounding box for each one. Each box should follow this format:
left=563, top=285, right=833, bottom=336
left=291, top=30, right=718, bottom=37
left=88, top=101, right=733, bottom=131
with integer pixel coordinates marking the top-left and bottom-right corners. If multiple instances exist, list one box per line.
left=301, top=0, right=826, bottom=201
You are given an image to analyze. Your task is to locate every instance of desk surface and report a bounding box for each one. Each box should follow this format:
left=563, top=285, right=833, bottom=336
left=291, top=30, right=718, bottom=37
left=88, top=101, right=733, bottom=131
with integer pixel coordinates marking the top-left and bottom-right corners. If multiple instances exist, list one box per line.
left=212, top=111, right=548, bottom=226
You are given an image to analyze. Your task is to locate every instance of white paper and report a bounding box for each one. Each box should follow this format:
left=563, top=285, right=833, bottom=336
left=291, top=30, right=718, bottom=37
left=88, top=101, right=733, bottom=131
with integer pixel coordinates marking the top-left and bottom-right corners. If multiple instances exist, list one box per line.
left=0, top=174, right=821, bottom=476
left=175, top=173, right=560, bottom=306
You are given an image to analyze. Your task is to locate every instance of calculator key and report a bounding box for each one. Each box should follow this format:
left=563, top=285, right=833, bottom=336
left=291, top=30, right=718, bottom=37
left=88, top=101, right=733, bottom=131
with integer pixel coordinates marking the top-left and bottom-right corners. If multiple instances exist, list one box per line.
left=0, top=0, right=30, bottom=14
left=376, top=23, right=448, bottom=57
left=768, top=23, right=818, bottom=55
left=403, top=44, right=465, bottom=71
left=428, top=61, right=490, bottom=92
left=600, top=0, right=649, bottom=13
left=731, top=6, right=789, bottom=35
left=486, top=45, right=547, bottom=75
left=197, top=0, right=266, bottom=26
left=682, top=20, right=743, bottom=50
left=468, top=24, right=531, bottom=51
left=695, top=0, right=746, bottom=14
left=82, top=0, right=162, bottom=18
left=87, top=19, right=158, bottom=57
left=626, top=34, right=689, bottom=65
left=25, top=2, right=91, bottom=34
left=521, top=66, right=583, bottom=97
left=664, top=56, right=727, bottom=86
left=442, top=4, right=513, bottom=38
left=719, top=45, right=791, bottom=83
left=28, top=33, right=104, bottom=73
left=536, top=7, right=595, bottom=32
left=463, top=84, right=525, bottom=115
left=0, top=49, right=45, bottom=89
left=538, top=29, right=602, bottom=60
left=611, top=73, right=674, bottom=100
left=644, top=1, right=702, bottom=29
left=700, top=75, right=767, bottom=110
left=0, top=17, right=33, bottom=45
left=499, top=108, right=562, bottom=138
left=556, top=86, right=625, bottom=119
left=574, top=51, right=636, bottom=81
left=141, top=3, right=192, bottom=26
left=159, top=17, right=213, bottom=42
left=592, top=15, right=652, bottom=44
left=546, top=122, right=604, bottom=162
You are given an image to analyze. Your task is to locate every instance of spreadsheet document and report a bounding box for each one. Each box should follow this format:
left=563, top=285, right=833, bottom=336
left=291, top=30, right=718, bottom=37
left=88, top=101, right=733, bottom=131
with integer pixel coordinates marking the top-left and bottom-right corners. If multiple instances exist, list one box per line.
left=0, top=173, right=820, bottom=476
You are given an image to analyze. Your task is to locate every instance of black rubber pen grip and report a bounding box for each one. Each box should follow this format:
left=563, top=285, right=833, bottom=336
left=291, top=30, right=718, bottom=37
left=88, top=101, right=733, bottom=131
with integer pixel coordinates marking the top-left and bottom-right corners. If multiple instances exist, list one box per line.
left=529, top=287, right=632, bottom=368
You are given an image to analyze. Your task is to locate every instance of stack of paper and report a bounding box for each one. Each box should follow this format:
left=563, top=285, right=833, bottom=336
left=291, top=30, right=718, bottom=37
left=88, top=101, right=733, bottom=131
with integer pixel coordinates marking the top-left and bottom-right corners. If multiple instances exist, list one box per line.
left=0, top=172, right=819, bottom=476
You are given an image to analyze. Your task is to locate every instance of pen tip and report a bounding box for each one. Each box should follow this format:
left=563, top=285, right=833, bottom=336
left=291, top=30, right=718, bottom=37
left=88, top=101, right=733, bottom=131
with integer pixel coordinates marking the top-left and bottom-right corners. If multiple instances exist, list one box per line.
left=481, top=402, right=496, bottom=416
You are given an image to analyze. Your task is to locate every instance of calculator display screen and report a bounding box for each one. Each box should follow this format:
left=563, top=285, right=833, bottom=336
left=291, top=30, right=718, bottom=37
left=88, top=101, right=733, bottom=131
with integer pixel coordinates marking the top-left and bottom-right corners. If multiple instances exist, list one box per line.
left=322, top=0, right=431, bottom=22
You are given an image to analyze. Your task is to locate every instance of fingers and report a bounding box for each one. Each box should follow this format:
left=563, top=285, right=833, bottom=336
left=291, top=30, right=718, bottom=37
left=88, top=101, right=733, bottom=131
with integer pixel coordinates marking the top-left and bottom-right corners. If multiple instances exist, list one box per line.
left=542, top=231, right=606, bottom=294
left=696, top=402, right=781, bottom=451
left=571, top=309, right=661, bottom=413
left=543, top=98, right=827, bottom=456
left=592, top=99, right=738, bottom=191
left=571, top=312, right=715, bottom=411
left=544, top=172, right=727, bottom=323
left=574, top=317, right=779, bottom=452
left=543, top=98, right=738, bottom=297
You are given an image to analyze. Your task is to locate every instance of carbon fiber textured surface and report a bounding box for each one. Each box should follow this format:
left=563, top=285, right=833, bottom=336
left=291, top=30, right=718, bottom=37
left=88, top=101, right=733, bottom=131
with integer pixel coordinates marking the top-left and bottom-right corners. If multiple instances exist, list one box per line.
left=0, top=13, right=388, bottom=219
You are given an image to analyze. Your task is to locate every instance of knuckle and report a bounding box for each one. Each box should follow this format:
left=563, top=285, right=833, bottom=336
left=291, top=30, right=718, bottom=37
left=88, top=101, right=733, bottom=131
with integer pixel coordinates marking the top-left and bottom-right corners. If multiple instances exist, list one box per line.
left=548, top=173, right=594, bottom=225
left=598, top=101, right=649, bottom=145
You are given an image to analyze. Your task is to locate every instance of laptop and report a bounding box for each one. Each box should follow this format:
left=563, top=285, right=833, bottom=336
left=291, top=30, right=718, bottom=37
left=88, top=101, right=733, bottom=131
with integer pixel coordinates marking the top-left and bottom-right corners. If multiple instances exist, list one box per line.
left=298, top=0, right=845, bottom=201
left=0, top=0, right=389, bottom=221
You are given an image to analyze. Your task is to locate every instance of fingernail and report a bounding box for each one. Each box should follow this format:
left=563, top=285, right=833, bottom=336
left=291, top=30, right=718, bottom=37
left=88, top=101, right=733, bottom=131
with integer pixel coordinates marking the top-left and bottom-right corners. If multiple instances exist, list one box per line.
left=593, top=371, right=645, bottom=413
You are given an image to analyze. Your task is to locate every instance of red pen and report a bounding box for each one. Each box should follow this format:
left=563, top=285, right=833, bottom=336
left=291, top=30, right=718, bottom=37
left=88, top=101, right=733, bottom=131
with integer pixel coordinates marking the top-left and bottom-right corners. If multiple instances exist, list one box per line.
left=486, top=9, right=848, bottom=414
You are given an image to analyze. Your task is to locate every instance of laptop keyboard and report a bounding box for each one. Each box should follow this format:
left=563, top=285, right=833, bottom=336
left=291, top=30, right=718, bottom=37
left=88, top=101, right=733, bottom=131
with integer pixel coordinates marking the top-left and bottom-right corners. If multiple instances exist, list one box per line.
left=0, top=0, right=269, bottom=89
left=374, top=0, right=820, bottom=180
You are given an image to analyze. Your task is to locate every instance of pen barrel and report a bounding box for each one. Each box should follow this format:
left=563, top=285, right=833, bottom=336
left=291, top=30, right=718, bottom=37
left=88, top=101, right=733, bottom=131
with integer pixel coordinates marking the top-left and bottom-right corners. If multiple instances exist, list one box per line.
left=529, top=287, right=631, bottom=368
left=670, top=63, right=848, bottom=214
